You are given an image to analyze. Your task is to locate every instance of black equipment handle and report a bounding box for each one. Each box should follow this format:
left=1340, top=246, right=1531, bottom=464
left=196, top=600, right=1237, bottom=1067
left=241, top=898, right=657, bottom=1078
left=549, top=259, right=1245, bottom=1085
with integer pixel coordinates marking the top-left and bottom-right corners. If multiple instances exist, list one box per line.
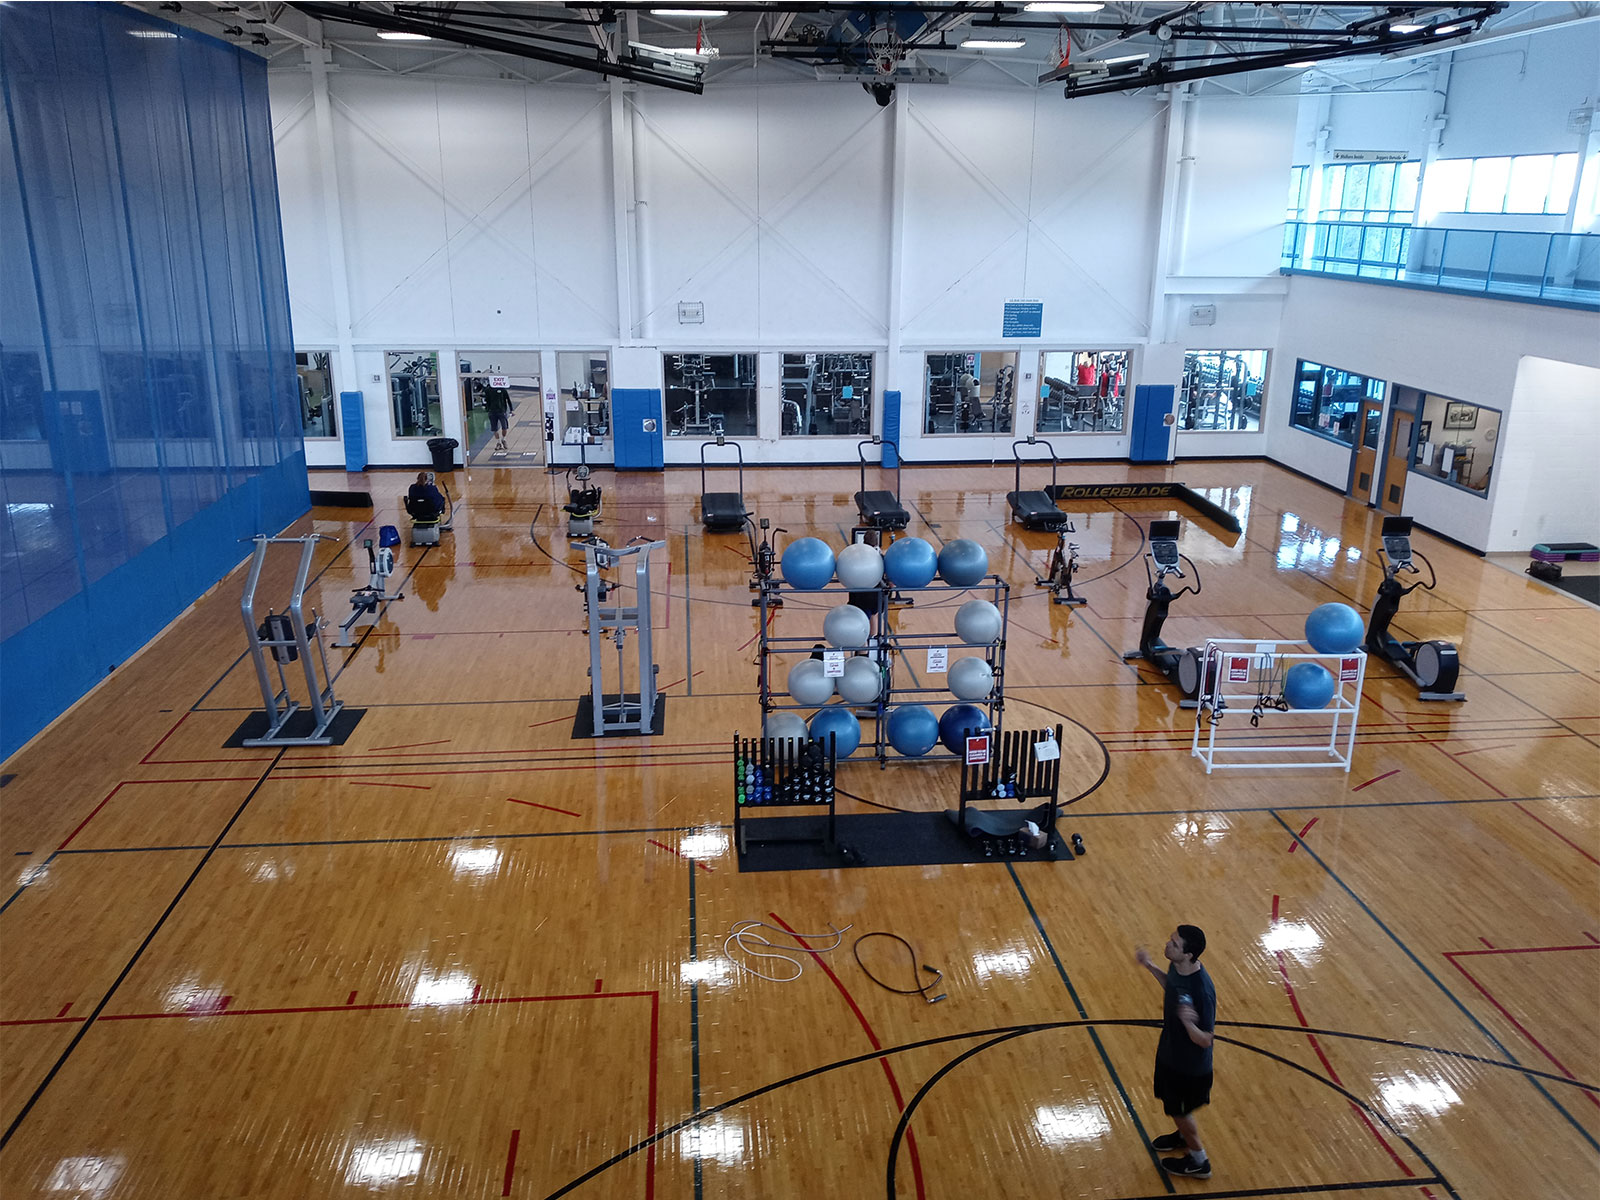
left=1011, top=436, right=1059, bottom=496
left=858, top=437, right=902, bottom=502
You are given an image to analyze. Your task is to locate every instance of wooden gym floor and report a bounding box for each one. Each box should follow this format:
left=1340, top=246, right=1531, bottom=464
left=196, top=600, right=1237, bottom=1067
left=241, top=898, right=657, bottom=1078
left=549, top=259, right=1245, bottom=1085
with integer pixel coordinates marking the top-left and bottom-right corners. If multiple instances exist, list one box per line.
left=1, top=459, right=1595, bottom=1199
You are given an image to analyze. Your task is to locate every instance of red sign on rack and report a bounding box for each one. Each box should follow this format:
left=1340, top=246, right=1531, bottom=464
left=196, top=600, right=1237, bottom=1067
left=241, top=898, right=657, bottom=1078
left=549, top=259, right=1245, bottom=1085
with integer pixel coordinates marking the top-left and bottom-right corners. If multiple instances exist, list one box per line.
left=965, top=735, right=990, bottom=766
left=1340, top=657, right=1361, bottom=682
left=1227, top=655, right=1251, bottom=683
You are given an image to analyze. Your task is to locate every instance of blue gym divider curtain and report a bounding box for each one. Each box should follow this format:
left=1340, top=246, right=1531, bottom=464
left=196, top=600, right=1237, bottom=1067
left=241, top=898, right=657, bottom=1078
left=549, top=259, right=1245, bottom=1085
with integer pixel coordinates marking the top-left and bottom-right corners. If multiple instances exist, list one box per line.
left=0, top=3, right=308, bottom=760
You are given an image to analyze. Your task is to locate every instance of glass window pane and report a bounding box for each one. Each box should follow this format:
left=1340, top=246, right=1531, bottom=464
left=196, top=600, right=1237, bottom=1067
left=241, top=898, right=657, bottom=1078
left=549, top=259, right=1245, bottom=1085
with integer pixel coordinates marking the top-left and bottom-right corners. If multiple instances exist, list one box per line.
left=923, top=352, right=1017, bottom=435
left=1287, top=166, right=1306, bottom=218
left=1547, top=152, right=1579, bottom=215
left=295, top=350, right=336, bottom=439
left=1366, top=162, right=1395, bottom=213
left=780, top=353, right=872, bottom=437
left=456, top=350, right=541, bottom=461
left=1413, top=393, right=1497, bottom=493
left=1180, top=349, right=1263, bottom=432
left=1466, top=157, right=1511, bottom=213
left=1342, top=164, right=1369, bottom=210
left=1036, top=351, right=1126, bottom=434
left=1394, top=161, right=1421, bottom=214
left=555, top=352, right=609, bottom=444
left=1422, top=159, right=1470, bottom=215
left=1506, top=154, right=1552, bottom=213
left=387, top=351, right=441, bottom=438
left=1320, top=165, right=1344, bottom=218
left=664, top=353, right=757, bottom=438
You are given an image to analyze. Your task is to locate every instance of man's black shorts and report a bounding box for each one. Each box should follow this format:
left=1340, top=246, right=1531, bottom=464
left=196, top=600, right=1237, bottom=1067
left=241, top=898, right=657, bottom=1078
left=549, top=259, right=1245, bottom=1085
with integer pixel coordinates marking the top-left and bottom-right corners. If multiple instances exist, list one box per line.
left=1154, top=1065, right=1212, bottom=1117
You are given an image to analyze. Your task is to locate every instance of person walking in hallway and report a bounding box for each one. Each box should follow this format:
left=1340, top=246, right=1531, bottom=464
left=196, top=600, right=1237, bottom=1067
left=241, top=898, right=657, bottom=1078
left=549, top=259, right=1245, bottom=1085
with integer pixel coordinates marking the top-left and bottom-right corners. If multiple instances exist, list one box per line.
left=1136, top=924, right=1217, bottom=1179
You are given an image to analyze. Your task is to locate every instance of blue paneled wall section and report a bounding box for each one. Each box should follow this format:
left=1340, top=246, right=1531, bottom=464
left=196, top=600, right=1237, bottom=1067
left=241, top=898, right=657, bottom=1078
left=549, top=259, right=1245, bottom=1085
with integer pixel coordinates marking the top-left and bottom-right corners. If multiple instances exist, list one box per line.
left=0, top=3, right=308, bottom=761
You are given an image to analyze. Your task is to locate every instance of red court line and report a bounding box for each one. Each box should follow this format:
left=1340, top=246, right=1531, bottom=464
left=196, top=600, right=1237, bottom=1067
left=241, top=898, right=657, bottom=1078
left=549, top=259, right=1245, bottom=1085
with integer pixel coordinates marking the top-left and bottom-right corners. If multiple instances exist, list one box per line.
left=769, top=911, right=927, bottom=1200
left=1443, top=952, right=1600, bottom=1109
left=1427, top=741, right=1507, bottom=798
left=346, top=991, right=357, bottom=1005
left=369, top=739, right=452, bottom=752
left=1446, top=943, right=1600, bottom=959
left=1587, top=932, right=1600, bottom=945
left=1271, top=900, right=1420, bottom=1183
left=1453, top=742, right=1519, bottom=757
left=501, top=1129, right=521, bottom=1197
left=347, top=781, right=434, bottom=791
left=530, top=714, right=573, bottom=728
left=285, top=759, right=725, bottom=783
left=140, top=711, right=192, bottom=764
left=1510, top=801, right=1600, bottom=866
left=1288, top=817, right=1318, bottom=852
left=506, top=797, right=582, bottom=817
left=646, top=839, right=714, bottom=872
left=1352, top=769, right=1401, bottom=792
left=1479, top=938, right=1495, bottom=949
left=594, top=979, right=604, bottom=993
left=55, top=1002, right=71, bottom=1019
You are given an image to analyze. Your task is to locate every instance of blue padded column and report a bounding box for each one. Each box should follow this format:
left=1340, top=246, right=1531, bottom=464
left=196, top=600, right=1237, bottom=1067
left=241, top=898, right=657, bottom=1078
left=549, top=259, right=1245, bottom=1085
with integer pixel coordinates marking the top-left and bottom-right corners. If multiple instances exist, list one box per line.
left=880, top=390, right=900, bottom=467
left=340, top=391, right=368, bottom=470
left=1129, top=384, right=1175, bottom=463
left=613, top=388, right=664, bottom=470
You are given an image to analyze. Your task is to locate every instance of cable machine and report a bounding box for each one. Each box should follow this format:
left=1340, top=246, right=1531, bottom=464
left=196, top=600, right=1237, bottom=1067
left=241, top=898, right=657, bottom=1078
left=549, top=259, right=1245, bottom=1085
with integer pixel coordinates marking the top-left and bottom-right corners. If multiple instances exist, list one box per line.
left=238, top=534, right=348, bottom=746
left=574, top=537, right=669, bottom=736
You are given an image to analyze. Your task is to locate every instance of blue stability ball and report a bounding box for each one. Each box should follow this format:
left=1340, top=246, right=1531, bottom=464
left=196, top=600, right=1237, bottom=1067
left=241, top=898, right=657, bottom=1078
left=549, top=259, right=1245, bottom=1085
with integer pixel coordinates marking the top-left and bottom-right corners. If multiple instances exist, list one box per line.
left=809, top=706, right=862, bottom=758
left=938, top=703, right=992, bottom=754
left=886, top=704, right=940, bottom=757
left=937, top=538, right=990, bottom=588
left=1304, top=602, right=1365, bottom=654
left=781, top=536, right=836, bottom=590
left=883, top=537, right=938, bottom=589
left=1283, top=662, right=1337, bottom=710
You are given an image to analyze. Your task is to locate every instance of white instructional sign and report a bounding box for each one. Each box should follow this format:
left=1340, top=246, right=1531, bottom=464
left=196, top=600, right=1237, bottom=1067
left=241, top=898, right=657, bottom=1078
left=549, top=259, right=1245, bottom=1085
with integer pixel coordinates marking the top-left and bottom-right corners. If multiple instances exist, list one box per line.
left=927, top=646, right=948, bottom=674
left=823, top=651, right=845, bottom=678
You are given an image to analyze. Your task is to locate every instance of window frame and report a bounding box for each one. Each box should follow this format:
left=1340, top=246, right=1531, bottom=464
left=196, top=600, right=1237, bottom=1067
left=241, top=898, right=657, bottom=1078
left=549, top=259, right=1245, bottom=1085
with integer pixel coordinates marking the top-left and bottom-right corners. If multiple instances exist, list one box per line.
left=1034, top=349, right=1130, bottom=435
left=1404, top=388, right=1500, bottom=498
left=921, top=350, right=1019, bottom=437
left=1178, top=349, right=1268, bottom=433
left=294, top=349, right=338, bottom=440
left=778, top=351, right=874, bottom=439
left=662, top=351, right=760, bottom=440
left=1288, top=359, right=1386, bottom=448
left=554, top=351, right=610, bottom=444
left=385, top=350, right=442, bottom=441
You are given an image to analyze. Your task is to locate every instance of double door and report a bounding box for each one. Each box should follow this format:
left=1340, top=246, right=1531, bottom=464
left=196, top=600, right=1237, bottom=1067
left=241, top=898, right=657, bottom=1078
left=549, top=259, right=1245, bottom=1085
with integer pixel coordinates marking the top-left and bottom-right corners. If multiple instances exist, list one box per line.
left=1347, top=396, right=1412, bottom=514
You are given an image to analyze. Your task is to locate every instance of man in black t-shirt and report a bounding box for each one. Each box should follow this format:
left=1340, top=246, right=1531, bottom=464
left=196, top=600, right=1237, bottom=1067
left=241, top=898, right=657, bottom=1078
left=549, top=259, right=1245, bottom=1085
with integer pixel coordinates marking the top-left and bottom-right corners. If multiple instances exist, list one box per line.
left=1135, top=924, right=1217, bottom=1179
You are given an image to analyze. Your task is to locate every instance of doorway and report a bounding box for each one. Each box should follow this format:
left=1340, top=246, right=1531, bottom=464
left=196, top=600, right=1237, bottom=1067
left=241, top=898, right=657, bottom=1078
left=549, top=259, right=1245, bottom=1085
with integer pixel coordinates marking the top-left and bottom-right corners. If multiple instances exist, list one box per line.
left=1348, top=397, right=1384, bottom=501
left=457, top=351, right=544, bottom=467
left=1379, top=407, right=1415, bottom=515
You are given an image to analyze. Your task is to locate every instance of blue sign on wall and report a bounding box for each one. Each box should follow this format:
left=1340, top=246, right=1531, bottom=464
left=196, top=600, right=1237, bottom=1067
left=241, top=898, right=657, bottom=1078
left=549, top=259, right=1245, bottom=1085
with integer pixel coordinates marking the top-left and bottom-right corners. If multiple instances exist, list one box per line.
left=1002, top=300, right=1043, bottom=338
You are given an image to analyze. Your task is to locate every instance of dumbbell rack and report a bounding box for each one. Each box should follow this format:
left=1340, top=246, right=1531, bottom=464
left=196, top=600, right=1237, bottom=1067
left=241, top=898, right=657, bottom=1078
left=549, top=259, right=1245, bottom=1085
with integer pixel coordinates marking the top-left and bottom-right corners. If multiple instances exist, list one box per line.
left=733, top=732, right=837, bottom=856
left=950, top=725, right=1069, bottom=859
left=753, top=573, right=1010, bottom=767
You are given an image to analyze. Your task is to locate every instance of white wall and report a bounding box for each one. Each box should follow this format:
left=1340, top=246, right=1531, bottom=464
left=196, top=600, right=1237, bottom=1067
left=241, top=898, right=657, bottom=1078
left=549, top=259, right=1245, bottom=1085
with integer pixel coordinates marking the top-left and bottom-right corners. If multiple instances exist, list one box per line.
left=1442, top=25, right=1600, bottom=159
left=1268, top=273, right=1600, bottom=549
left=1485, top=356, right=1600, bottom=551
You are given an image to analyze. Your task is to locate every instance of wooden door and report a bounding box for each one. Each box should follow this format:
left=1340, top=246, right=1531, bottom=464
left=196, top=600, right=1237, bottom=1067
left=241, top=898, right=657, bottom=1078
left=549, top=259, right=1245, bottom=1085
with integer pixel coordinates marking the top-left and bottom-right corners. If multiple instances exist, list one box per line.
left=1348, top=398, right=1384, bottom=500
left=1380, top=408, right=1414, bottom=514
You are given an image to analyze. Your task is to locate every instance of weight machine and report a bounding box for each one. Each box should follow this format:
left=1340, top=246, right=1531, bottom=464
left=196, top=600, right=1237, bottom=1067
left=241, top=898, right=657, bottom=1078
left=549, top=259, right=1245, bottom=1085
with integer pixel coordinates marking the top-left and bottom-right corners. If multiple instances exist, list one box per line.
left=1122, top=519, right=1205, bottom=705
left=1365, top=516, right=1465, bottom=701
left=238, top=534, right=348, bottom=746
left=573, top=537, right=668, bottom=736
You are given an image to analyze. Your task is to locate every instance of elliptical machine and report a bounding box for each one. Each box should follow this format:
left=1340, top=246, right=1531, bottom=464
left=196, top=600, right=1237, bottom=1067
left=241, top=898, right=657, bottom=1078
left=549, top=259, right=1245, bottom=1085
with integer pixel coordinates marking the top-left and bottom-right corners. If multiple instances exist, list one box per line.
left=1122, top=519, right=1205, bottom=706
left=1364, top=516, right=1465, bottom=701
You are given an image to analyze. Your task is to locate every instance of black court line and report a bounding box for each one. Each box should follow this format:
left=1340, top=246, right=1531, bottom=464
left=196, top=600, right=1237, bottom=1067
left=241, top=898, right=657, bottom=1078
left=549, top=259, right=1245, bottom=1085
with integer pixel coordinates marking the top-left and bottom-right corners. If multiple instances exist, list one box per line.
left=1267, top=809, right=1600, bottom=1156
left=688, top=856, right=704, bottom=1200
left=683, top=526, right=695, bottom=698
left=0, top=748, right=287, bottom=1150
left=1007, top=863, right=1174, bottom=1191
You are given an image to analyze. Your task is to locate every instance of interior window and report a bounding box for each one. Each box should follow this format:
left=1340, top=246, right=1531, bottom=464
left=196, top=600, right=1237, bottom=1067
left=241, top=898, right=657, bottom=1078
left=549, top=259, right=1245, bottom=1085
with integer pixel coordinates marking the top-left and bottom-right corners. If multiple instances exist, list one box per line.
left=780, top=353, right=873, bottom=437
left=1036, top=350, right=1128, bottom=433
left=663, top=353, right=757, bottom=438
left=923, top=351, right=1017, bottom=435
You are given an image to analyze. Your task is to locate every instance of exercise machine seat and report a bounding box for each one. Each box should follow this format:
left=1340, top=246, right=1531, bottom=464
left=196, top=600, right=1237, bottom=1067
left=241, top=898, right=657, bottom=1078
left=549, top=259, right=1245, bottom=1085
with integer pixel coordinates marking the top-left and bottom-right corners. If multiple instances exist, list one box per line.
left=702, top=492, right=747, bottom=532
left=855, top=489, right=910, bottom=531
left=403, top=494, right=444, bottom=546
left=1008, top=490, right=1071, bottom=531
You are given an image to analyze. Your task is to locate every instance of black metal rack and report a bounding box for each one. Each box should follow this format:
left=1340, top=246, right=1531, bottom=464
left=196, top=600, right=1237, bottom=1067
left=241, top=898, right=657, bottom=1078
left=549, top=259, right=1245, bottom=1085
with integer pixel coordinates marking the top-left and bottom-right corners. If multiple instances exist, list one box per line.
left=950, top=725, right=1068, bottom=858
left=733, top=732, right=837, bottom=855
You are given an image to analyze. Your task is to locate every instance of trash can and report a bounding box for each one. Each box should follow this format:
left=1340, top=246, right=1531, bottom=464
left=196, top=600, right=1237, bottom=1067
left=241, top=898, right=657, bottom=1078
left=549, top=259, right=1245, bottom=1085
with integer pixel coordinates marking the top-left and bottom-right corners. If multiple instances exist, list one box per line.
left=427, top=436, right=459, bottom=472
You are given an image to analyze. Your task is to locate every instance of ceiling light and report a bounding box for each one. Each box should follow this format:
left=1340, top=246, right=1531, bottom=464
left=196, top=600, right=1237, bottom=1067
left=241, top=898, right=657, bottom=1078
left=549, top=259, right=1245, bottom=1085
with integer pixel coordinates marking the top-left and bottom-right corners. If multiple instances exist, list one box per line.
left=1095, top=52, right=1149, bottom=64
left=1435, top=22, right=1468, bottom=35
left=1287, top=60, right=1318, bottom=69
left=377, top=30, right=432, bottom=40
left=962, top=38, right=1027, bottom=50
left=1389, top=22, right=1424, bottom=34
left=129, top=29, right=179, bottom=38
left=1024, top=2, right=1106, bottom=12
left=650, top=8, right=729, bottom=15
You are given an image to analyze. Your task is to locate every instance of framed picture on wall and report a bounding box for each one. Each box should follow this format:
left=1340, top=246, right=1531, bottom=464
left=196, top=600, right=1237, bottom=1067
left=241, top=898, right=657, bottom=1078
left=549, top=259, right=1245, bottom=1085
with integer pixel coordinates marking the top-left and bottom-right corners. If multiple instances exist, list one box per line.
left=1417, top=420, right=1432, bottom=443
left=1443, top=402, right=1477, bottom=430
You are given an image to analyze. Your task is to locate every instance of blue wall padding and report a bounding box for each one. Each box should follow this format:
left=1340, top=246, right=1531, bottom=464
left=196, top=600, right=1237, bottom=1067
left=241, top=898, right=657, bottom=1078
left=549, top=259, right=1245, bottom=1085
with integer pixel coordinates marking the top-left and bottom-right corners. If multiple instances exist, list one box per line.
left=613, top=389, right=665, bottom=469
left=0, top=4, right=309, bottom=760
left=881, top=391, right=901, bottom=467
left=1129, top=385, right=1176, bottom=463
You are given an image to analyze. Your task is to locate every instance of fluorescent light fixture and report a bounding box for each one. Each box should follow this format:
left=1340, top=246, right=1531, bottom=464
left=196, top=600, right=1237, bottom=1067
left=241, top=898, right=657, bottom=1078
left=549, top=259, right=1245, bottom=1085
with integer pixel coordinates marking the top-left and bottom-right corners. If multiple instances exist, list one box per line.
left=1389, top=22, right=1424, bottom=33
left=650, top=8, right=729, bottom=15
left=377, top=30, right=432, bottom=40
left=1435, top=22, right=1468, bottom=35
left=129, top=29, right=178, bottom=38
left=1025, top=2, right=1106, bottom=12
left=1095, top=52, right=1149, bottom=64
left=1287, top=60, right=1318, bottom=69
left=962, top=37, right=1027, bottom=49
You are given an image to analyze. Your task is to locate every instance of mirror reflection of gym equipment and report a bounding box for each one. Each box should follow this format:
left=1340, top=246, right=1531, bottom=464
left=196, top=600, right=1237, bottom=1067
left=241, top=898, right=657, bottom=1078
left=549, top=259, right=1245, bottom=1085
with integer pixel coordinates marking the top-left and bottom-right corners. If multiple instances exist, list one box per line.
left=924, top=352, right=1016, bottom=434
left=295, top=350, right=337, bottom=439
left=1036, top=350, right=1126, bottom=434
left=664, top=352, right=757, bottom=438
left=780, top=352, right=872, bottom=436
left=558, top=351, right=610, bottom=446
left=387, top=350, right=442, bottom=439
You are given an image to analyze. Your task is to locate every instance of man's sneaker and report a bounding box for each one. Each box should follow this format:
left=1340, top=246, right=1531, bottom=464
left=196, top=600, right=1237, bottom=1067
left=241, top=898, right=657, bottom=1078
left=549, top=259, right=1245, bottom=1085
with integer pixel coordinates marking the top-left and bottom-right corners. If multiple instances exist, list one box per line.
left=1161, top=1154, right=1211, bottom=1179
left=1151, top=1132, right=1187, bottom=1152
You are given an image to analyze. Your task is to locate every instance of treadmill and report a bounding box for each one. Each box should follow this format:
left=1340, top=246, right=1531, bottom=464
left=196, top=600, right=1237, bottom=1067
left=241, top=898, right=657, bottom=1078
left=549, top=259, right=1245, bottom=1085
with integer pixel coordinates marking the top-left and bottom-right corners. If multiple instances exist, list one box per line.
left=855, top=437, right=911, bottom=531
left=1007, top=438, right=1072, bottom=531
left=700, top=435, right=749, bottom=532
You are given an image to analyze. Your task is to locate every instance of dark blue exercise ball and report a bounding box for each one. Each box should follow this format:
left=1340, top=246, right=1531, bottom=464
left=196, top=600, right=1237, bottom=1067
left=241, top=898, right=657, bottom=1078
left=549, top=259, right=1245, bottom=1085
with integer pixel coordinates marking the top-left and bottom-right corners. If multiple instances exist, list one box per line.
left=808, top=706, right=862, bottom=758
left=1284, top=662, right=1336, bottom=709
left=780, top=536, right=836, bottom=590
left=886, top=704, right=939, bottom=757
left=938, top=703, right=992, bottom=754
left=1304, top=602, right=1365, bottom=654
left=937, top=539, right=989, bottom=588
left=883, top=537, right=938, bottom=589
